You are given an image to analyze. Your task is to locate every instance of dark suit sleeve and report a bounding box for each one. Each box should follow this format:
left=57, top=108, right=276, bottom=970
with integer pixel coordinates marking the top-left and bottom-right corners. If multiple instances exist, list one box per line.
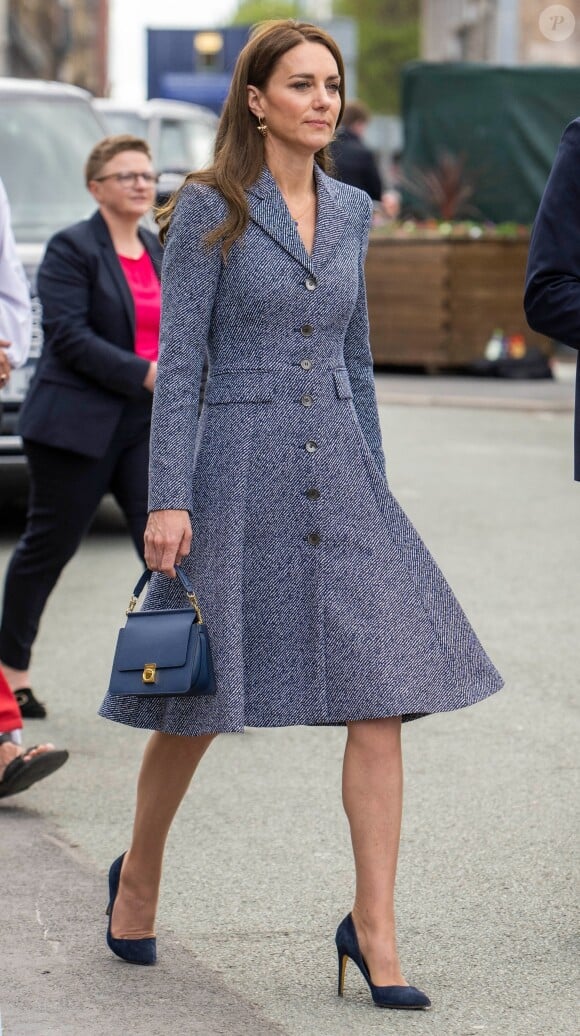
left=524, top=119, right=580, bottom=349
left=360, top=153, right=383, bottom=203
left=38, top=231, right=150, bottom=396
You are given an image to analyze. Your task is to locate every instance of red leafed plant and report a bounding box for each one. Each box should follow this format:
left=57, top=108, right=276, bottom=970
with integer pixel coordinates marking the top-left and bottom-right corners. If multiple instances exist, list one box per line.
left=401, top=152, right=481, bottom=220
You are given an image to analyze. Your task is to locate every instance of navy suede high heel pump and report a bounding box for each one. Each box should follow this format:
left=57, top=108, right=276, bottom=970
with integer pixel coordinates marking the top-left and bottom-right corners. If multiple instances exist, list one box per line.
left=106, top=853, right=157, bottom=965
left=336, top=913, right=431, bottom=1010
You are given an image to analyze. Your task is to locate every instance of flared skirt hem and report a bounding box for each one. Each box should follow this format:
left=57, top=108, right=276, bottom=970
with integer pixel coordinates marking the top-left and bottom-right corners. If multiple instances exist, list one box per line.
left=98, top=674, right=503, bottom=736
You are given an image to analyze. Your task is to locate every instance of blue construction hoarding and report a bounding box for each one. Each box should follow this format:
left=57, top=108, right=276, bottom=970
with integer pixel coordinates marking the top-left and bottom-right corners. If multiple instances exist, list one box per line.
left=148, top=27, right=250, bottom=114
left=147, top=21, right=357, bottom=114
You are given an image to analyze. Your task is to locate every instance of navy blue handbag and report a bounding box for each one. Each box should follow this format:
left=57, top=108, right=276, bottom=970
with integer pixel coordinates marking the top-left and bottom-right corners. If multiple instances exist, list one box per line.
left=107, top=567, right=216, bottom=698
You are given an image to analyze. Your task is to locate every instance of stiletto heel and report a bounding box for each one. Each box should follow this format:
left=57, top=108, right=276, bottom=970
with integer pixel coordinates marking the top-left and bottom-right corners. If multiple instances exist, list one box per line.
left=106, top=853, right=157, bottom=965
left=335, top=913, right=431, bottom=1010
left=337, top=951, right=348, bottom=996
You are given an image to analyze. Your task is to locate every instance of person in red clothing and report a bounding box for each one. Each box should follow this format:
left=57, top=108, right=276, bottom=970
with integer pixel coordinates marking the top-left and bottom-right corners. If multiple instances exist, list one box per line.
left=0, top=666, right=67, bottom=797
left=0, top=136, right=162, bottom=719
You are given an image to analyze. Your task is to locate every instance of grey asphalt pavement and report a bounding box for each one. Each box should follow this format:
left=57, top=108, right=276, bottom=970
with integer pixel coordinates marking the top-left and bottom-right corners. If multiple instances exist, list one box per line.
left=1, top=378, right=578, bottom=1036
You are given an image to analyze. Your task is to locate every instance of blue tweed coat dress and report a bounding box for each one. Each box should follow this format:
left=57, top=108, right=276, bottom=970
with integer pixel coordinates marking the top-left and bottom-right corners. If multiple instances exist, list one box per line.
left=99, top=165, right=503, bottom=735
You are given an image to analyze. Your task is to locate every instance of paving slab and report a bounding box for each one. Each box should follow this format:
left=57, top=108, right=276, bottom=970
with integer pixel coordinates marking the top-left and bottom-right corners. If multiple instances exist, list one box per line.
left=374, top=360, right=575, bottom=412
left=0, top=811, right=285, bottom=1036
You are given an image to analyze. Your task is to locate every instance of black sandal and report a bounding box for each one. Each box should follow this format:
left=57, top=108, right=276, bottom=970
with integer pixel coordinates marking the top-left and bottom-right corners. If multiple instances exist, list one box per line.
left=0, top=736, right=68, bottom=799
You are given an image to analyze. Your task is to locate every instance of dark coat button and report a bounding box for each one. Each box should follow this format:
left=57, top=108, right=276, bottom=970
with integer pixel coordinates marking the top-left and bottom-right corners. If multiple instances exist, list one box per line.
left=305, top=440, right=318, bottom=453
left=300, top=358, right=313, bottom=370
left=305, top=275, right=317, bottom=291
left=306, top=532, right=322, bottom=546
left=301, top=393, right=313, bottom=407
left=300, top=323, right=314, bottom=337
left=306, top=487, right=320, bottom=500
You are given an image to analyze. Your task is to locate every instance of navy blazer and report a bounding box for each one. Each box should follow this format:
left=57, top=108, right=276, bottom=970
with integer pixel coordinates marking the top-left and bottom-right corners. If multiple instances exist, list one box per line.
left=524, top=118, right=580, bottom=480
left=19, top=210, right=162, bottom=459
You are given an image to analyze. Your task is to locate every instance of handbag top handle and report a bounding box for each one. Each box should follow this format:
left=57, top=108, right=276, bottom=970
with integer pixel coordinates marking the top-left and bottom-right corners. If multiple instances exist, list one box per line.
left=126, top=567, right=203, bottom=624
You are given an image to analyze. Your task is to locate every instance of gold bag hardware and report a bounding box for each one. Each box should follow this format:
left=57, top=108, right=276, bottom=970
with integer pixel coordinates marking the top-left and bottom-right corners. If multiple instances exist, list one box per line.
left=142, top=663, right=157, bottom=684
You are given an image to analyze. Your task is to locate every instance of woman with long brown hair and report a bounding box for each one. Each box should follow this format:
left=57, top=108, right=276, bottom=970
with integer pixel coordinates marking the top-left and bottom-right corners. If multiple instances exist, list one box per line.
left=99, top=20, right=502, bottom=1009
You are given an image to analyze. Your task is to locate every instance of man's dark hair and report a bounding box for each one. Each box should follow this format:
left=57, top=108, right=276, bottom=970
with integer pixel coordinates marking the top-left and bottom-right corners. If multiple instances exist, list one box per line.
left=341, top=101, right=371, bottom=129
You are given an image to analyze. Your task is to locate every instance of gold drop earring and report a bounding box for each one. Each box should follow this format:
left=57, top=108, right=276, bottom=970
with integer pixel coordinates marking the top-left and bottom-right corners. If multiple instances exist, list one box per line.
left=257, top=115, right=268, bottom=136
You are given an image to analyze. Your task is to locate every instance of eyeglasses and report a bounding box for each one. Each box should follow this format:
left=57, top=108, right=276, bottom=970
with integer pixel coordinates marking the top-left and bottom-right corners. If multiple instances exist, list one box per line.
left=94, top=172, right=158, bottom=187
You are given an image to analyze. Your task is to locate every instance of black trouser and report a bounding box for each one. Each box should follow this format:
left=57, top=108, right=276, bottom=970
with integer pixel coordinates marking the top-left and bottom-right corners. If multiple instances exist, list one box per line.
left=0, top=405, right=150, bottom=670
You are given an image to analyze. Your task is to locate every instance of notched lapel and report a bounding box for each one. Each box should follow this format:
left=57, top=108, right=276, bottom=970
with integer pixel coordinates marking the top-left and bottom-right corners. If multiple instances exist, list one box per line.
left=312, top=167, right=351, bottom=269
left=248, top=171, right=314, bottom=275
left=247, top=165, right=350, bottom=275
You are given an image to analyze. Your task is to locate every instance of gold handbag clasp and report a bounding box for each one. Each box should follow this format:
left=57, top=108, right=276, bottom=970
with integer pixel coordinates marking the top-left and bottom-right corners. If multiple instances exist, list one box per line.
left=142, top=663, right=157, bottom=684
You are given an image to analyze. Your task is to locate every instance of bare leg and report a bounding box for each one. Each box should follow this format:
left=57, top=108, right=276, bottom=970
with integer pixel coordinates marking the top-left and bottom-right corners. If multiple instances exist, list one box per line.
left=111, top=730, right=215, bottom=939
left=342, top=716, right=406, bottom=986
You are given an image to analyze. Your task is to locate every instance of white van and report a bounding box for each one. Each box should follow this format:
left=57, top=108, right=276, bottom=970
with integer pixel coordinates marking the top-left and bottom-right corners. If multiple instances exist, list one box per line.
left=0, top=79, right=106, bottom=491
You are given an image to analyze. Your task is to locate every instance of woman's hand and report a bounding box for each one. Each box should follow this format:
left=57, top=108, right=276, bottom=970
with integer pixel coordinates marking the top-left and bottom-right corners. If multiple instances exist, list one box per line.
left=143, top=362, right=157, bottom=393
left=144, top=509, right=192, bottom=576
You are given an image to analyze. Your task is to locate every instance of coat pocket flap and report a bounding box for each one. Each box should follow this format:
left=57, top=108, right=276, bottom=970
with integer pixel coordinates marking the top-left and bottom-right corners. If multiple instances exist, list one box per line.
left=204, top=372, right=274, bottom=405
left=333, top=370, right=353, bottom=400
left=115, top=610, right=199, bottom=671
left=38, top=371, right=89, bottom=391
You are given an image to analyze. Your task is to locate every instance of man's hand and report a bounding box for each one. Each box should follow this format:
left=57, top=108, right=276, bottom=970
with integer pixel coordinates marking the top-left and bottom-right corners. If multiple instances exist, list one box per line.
left=0, top=340, right=11, bottom=387
left=144, top=509, right=192, bottom=576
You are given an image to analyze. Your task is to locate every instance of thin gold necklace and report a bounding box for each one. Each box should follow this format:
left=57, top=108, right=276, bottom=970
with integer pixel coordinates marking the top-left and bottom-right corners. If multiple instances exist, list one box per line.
left=284, top=193, right=315, bottom=224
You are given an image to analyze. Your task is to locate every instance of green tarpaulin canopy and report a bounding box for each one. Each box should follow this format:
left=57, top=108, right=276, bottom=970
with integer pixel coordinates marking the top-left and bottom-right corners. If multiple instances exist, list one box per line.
left=401, top=62, right=580, bottom=224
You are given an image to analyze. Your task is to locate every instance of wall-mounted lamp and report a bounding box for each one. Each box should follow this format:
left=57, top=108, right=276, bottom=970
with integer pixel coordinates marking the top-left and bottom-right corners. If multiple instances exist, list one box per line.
left=194, top=32, right=224, bottom=57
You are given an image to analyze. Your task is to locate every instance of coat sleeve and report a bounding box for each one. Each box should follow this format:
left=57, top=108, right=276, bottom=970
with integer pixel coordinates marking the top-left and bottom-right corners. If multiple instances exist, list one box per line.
left=38, top=231, right=150, bottom=395
left=343, top=200, right=386, bottom=476
left=524, top=119, right=580, bottom=349
left=148, top=185, right=223, bottom=513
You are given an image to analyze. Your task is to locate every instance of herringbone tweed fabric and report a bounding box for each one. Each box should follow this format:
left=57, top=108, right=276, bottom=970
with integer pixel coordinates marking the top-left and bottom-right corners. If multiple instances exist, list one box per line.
left=99, top=165, right=503, bottom=734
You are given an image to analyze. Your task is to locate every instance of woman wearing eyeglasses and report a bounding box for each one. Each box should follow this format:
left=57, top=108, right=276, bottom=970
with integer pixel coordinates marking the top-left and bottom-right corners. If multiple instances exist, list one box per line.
left=0, top=135, right=162, bottom=719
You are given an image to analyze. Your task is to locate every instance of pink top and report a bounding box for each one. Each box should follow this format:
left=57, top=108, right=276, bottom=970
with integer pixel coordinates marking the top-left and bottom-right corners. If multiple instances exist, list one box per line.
left=118, top=250, right=161, bottom=362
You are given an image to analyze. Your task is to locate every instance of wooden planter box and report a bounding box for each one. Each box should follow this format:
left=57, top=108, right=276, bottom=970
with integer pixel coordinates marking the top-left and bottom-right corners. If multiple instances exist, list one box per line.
left=365, top=235, right=550, bottom=368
